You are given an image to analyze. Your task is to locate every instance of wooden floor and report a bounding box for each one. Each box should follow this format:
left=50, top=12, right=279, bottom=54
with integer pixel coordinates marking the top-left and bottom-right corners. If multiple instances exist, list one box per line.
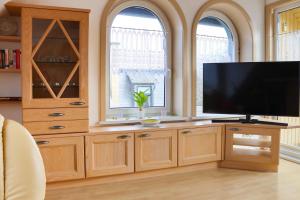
left=45, top=160, right=300, bottom=200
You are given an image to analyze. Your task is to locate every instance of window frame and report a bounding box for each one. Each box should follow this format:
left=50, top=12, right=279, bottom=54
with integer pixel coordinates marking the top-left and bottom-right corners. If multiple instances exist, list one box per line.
left=105, top=1, right=172, bottom=120
left=194, top=10, right=240, bottom=117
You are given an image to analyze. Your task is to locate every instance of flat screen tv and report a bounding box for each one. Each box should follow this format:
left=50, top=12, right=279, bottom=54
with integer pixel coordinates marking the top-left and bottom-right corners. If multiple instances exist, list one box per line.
left=203, top=62, right=300, bottom=124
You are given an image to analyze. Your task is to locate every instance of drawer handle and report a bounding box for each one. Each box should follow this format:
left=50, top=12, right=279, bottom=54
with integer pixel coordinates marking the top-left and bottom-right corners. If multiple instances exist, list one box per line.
left=36, top=141, right=49, bottom=145
left=117, top=135, right=131, bottom=139
left=182, top=130, right=191, bottom=134
left=48, top=113, right=64, bottom=117
left=49, top=125, right=65, bottom=130
left=139, top=133, right=150, bottom=138
left=229, top=128, right=240, bottom=131
left=70, top=101, right=85, bottom=106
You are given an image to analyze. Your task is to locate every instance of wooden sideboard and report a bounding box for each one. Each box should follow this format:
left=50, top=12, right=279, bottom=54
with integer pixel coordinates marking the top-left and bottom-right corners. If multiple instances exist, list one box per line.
left=31, top=121, right=285, bottom=187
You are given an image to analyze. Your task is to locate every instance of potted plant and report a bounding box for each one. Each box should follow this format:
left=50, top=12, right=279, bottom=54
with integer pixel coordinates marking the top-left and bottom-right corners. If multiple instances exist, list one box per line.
left=133, top=91, right=149, bottom=119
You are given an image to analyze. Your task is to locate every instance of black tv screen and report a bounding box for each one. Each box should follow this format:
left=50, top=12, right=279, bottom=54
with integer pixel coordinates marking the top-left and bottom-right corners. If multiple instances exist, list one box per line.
left=203, top=62, right=300, bottom=117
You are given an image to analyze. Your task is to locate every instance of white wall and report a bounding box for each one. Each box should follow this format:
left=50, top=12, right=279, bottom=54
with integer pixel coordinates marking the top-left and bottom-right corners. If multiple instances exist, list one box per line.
left=0, top=0, right=267, bottom=125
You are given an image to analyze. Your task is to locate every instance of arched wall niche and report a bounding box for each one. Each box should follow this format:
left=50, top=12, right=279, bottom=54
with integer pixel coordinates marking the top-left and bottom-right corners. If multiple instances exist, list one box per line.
left=99, top=0, right=187, bottom=120
left=191, top=0, right=255, bottom=116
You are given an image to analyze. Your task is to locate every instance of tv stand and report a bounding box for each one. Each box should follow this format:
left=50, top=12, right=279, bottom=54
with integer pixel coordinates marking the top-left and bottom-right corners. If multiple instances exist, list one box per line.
left=212, top=115, right=288, bottom=126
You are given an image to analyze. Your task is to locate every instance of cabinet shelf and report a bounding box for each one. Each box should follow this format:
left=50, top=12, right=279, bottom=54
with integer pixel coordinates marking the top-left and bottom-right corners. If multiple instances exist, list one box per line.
left=0, top=35, right=21, bottom=42
left=0, top=68, right=21, bottom=73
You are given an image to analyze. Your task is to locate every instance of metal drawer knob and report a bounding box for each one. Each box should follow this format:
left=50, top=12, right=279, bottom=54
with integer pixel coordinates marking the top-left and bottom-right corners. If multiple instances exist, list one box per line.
left=48, top=113, right=64, bottom=117
left=117, top=135, right=131, bottom=139
left=70, top=101, right=85, bottom=106
left=49, top=125, right=65, bottom=130
left=138, top=133, right=150, bottom=138
left=182, top=130, right=191, bottom=134
left=36, top=141, right=50, bottom=145
left=229, top=128, right=240, bottom=131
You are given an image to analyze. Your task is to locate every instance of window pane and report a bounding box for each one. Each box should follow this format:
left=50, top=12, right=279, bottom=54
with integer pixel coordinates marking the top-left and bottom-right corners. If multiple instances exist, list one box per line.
left=196, top=17, right=235, bottom=115
left=109, top=7, right=167, bottom=109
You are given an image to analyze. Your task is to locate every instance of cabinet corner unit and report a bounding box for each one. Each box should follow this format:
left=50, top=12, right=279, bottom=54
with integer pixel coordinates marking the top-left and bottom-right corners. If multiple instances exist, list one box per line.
left=221, top=124, right=281, bottom=172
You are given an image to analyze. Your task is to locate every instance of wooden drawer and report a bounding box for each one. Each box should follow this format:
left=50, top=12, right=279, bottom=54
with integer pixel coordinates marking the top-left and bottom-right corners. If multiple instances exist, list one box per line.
left=24, top=120, right=88, bottom=135
left=34, top=135, right=85, bottom=182
left=85, top=133, right=134, bottom=177
left=23, top=108, right=88, bottom=122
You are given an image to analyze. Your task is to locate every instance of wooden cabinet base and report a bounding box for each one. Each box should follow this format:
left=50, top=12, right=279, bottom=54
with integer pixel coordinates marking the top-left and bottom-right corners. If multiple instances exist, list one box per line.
left=46, top=161, right=218, bottom=190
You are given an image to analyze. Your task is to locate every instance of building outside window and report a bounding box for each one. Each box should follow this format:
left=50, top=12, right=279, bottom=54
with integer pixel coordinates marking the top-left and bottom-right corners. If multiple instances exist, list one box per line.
left=108, top=6, right=168, bottom=119
left=196, top=16, right=237, bottom=116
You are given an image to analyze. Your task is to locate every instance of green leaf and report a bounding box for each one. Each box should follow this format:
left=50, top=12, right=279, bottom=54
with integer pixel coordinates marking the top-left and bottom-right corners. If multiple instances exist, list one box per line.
left=133, top=90, right=149, bottom=109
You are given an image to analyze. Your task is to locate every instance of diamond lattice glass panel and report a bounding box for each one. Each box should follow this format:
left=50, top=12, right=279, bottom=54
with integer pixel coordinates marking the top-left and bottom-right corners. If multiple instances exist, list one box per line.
left=32, top=68, right=52, bottom=98
left=61, top=68, right=79, bottom=98
left=32, top=18, right=52, bottom=49
left=32, top=19, right=79, bottom=98
left=61, top=20, right=79, bottom=50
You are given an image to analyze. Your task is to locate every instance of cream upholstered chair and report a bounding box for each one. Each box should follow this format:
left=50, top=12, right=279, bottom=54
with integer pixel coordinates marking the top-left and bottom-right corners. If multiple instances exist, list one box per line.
left=0, top=114, right=46, bottom=200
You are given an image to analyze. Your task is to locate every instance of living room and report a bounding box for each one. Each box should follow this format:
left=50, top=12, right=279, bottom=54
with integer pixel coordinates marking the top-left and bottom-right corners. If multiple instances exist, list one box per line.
left=0, top=0, right=300, bottom=199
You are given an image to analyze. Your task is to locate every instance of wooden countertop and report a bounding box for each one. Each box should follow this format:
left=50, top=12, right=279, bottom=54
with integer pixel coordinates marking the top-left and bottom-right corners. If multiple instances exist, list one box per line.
left=34, top=119, right=298, bottom=139
left=89, top=121, right=222, bottom=134
left=90, top=119, right=295, bottom=135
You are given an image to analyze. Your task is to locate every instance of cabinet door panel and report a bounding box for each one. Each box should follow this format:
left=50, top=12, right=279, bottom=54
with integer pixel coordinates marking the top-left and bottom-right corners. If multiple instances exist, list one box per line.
left=86, top=133, right=134, bottom=177
left=178, top=127, right=222, bottom=166
left=135, top=130, right=177, bottom=172
left=35, top=136, right=85, bottom=182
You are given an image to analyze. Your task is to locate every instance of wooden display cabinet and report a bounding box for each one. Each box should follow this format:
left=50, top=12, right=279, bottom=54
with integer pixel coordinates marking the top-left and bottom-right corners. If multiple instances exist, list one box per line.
left=85, top=133, right=134, bottom=178
left=5, top=2, right=90, bottom=183
left=178, top=127, right=222, bottom=166
left=21, top=7, right=89, bottom=108
left=135, top=130, right=178, bottom=172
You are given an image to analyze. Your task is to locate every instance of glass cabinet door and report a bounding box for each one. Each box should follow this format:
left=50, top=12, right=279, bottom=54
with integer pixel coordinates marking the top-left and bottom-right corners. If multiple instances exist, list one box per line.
left=31, top=18, right=80, bottom=99
left=22, top=8, right=88, bottom=108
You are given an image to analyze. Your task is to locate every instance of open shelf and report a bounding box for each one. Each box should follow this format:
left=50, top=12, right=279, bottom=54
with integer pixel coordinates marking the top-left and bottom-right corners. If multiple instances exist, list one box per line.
left=0, top=97, right=22, bottom=102
left=0, top=68, right=21, bottom=73
left=0, top=35, right=21, bottom=42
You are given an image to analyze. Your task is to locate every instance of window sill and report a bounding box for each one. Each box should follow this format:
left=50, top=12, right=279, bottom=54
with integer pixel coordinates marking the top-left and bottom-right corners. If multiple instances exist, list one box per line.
left=99, top=116, right=188, bottom=126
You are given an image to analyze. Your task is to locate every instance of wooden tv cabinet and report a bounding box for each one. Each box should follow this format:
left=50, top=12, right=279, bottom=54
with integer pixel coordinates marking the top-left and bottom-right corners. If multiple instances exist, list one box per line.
left=39, top=121, right=287, bottom=189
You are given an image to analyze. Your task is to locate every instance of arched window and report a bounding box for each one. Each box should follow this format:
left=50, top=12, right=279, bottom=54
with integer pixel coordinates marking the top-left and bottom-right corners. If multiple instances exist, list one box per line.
left=196, top=13, right=238, bottom=116
left=107, top=6, right=169, bottom=118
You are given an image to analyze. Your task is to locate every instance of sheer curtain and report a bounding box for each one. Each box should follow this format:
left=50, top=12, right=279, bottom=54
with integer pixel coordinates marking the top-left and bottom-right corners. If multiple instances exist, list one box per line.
left=276, top=31, right=300, bottom=61
left=276, top=30, right=300, bottom=163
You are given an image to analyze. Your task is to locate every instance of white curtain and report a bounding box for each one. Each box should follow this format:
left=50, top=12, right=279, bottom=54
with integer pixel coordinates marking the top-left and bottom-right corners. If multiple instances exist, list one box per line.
left=276, top=31, right=300, bottom=163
